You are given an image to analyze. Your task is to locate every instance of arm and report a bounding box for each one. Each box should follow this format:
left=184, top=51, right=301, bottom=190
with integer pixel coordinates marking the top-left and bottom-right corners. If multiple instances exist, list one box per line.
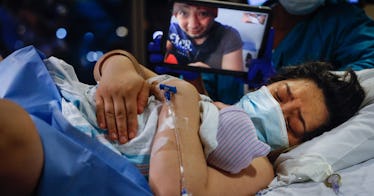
left=149, top=79, right=274, bottom=195
left=93, top=50, right=156, bottom=144
left=0, top=99, right=44, bottom=195
left=221, top=48, right=244, bottom=71
left=187, top=47, right=243, bottom=71
left=221, top=25, right=244, bottom=71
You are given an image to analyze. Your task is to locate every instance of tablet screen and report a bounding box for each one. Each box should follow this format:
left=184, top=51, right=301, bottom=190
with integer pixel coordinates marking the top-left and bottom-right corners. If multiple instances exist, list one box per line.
left=161, top=0, right=272, bottom=75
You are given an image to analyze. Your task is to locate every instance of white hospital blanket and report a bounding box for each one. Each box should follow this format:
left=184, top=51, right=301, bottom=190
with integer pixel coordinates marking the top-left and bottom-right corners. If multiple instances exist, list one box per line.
left=257, top=158, right=374, bottom=196
left=44, top=56, right=219, bottom=176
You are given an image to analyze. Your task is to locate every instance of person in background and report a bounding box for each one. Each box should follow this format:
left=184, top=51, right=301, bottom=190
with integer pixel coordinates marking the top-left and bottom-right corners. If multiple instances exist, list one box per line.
left=166, top=2, right=243, bottom=71
left=249, top=0, right=374, bottom=81
left=165, top=2, right=245, bottom=104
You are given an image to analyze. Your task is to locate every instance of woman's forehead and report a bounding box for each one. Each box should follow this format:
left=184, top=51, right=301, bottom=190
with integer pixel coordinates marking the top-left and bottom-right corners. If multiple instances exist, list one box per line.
left=268, top=78, right=313, bottom=90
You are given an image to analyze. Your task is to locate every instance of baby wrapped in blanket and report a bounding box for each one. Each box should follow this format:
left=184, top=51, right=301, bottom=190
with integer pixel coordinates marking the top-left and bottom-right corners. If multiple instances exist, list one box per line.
left=44, top=56, right=270, bottom=176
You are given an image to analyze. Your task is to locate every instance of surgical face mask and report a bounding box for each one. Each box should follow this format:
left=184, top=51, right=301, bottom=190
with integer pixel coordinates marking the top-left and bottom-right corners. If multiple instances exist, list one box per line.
left=235, top=86, right=288, bottom=150
left=279, top=0, right=325, bottom=15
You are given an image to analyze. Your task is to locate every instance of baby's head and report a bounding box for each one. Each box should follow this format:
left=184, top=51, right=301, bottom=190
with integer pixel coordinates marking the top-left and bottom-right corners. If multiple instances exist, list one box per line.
left=207, top=106, right=270, bottom=174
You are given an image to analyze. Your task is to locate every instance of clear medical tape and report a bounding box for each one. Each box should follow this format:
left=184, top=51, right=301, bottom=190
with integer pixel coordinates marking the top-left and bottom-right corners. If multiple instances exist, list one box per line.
left=159, top=84, right=191, bottom=196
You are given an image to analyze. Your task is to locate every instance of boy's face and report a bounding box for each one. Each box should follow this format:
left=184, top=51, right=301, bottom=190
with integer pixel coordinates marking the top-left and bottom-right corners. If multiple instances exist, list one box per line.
left=174, top=3, right=216, bottom=39
left=267, top=78, right=329, bottom=146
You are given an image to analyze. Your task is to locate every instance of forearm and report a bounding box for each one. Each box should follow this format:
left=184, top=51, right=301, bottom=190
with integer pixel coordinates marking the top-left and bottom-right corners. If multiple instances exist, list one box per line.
left=222, top=49, right=244, bottom=71
left=94, top=49, right=156, bottom=82
left=148, top=79, right=274, bottom=195
left=149, top=79, right=207, bottom=195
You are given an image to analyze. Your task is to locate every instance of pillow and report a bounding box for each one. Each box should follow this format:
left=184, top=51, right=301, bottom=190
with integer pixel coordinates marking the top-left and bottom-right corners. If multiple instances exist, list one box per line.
left=270, top=68, right=374, bottom=186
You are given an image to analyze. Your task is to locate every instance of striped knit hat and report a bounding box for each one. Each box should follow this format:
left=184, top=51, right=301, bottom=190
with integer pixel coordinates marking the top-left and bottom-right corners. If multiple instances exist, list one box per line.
left=207, top=106, right=271, bottom=174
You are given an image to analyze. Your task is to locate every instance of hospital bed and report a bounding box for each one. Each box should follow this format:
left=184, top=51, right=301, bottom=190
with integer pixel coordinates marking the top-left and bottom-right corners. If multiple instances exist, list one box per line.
left=1, top=46, right=374, bottom=195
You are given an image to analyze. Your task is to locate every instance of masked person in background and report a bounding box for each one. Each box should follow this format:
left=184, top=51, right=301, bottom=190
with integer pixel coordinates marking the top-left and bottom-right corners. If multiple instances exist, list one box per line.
left=165, top=2, right=245, bottom=104
left=250, top=0, right=374, bottom=73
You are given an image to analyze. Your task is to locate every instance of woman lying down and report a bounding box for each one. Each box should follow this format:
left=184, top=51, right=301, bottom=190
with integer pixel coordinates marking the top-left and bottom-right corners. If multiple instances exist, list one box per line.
left=1, top=50, right=364, bottom=195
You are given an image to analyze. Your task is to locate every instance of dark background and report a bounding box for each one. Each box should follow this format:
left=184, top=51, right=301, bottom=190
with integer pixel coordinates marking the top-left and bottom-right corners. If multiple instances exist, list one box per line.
left=0, top=0, right=174, bottom=84
left=0, top=0, right=373, bottom=84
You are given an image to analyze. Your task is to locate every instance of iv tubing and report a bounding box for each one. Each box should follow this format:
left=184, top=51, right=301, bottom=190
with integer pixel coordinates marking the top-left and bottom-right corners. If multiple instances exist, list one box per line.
left=160, top=84, right=190, bottom=195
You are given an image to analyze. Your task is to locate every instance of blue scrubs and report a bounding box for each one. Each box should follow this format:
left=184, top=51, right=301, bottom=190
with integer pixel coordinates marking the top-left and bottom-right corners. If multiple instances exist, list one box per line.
left=273, top=3, right=374, bottom=71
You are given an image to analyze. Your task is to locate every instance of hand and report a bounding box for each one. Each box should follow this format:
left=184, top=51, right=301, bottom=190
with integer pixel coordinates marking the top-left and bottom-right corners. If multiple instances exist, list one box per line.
left=95, top=67, right=150, bottom=144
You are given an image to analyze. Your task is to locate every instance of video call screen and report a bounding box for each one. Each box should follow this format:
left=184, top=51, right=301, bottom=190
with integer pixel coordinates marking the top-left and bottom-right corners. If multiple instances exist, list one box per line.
left=163, top=0, right=272, bottom=74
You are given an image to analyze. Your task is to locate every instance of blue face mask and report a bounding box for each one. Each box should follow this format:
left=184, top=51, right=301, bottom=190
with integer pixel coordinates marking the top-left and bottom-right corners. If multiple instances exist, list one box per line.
left=235, top=86, right=288, bottom=150
left=279, top=0, right=325, bottom=15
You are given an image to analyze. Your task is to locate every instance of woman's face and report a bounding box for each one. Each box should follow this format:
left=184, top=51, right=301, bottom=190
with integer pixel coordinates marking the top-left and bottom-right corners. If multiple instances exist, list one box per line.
left=174, top=3, right=216, bottom=39
left=267, top=78, right=329, bottom=146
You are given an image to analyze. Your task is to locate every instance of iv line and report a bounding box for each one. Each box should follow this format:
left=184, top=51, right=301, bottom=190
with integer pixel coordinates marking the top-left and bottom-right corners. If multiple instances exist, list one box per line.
left=160, top=84, right=190, bottom=196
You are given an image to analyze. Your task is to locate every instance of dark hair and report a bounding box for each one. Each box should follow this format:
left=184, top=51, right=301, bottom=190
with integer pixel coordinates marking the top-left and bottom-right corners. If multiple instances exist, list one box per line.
left=268, top=61, right=365, bottom=141
left=172, top=2, right=218, bottom=18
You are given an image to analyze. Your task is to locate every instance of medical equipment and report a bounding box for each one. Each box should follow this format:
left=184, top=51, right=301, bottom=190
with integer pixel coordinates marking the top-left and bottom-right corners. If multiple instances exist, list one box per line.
left=160, top=84, right=191, bottom=196
left=325, top=173, right=342, bottom=195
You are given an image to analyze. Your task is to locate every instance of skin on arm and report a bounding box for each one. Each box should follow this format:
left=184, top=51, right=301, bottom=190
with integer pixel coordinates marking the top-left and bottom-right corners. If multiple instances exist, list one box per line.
left=187, top=49, right=243, bottom=71
left=221, top=48, right=244, bottom=71
left=148, top=79, right=274, bottom=195
left=0, top=99, right=44, bottom=196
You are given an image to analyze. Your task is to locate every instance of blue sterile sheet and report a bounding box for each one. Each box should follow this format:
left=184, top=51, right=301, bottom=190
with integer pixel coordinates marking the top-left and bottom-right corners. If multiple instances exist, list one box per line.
left=0, top=46, right=152, bottom=196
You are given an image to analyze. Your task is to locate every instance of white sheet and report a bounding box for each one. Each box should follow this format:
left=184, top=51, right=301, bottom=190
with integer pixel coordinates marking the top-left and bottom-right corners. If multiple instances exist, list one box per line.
left=258, top=157, right=374, bottom=196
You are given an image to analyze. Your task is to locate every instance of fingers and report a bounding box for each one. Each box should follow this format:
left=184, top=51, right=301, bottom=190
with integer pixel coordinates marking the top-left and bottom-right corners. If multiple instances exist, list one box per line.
left=137, top=81, right=150, bottom=114
left=95, top=89, right=130, bottom=144
left=113, top=96, right=128, bottom=143
left=125, top=96, right=137, bottom=140
left=95, top=80, right=150, bottom=144
left=98, top=95, right=130, bottom=144
left=103, top=97, right=118, bottom=141
left=95, top=95, right=106, bottom=129
left=150, top=82, right=165, bottom=102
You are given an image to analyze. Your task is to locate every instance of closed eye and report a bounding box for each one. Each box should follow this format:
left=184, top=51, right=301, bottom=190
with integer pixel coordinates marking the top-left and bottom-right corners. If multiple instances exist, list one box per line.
left=285, top=83, right=294, bottom=100
left=275, top=90, right=282, bottom=102
left=285, top=118, right=293, bottom=134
